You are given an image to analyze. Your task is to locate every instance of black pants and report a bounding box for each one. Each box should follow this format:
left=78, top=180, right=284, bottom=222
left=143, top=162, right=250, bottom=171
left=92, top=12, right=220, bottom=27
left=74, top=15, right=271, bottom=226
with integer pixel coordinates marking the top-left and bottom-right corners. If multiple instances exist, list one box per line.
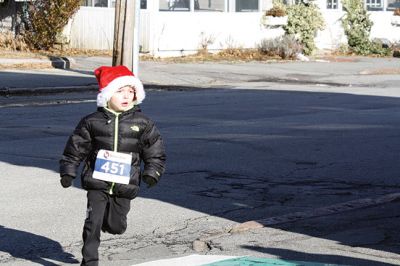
left=81, top=190, right=131, bottom=266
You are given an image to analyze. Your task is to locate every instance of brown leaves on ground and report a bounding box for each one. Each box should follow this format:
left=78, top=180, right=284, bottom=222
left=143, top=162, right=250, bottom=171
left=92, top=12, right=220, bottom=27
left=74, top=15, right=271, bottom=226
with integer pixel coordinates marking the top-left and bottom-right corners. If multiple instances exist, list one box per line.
left=0, top=48, right=112, bottom=59
left=141, top=48, right=283, bottom=63
left=359, top=68, right=400, bottom=75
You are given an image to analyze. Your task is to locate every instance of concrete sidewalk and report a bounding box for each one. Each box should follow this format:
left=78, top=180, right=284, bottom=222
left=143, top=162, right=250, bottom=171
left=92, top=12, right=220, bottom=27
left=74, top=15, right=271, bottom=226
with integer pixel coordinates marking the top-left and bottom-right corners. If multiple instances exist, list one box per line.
left=0, top=55, right=399, bottom=96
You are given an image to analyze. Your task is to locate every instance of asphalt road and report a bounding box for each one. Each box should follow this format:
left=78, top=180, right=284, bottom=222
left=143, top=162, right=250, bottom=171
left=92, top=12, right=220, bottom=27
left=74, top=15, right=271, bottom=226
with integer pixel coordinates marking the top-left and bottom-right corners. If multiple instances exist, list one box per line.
left=1, top=85, right=400, bottom=265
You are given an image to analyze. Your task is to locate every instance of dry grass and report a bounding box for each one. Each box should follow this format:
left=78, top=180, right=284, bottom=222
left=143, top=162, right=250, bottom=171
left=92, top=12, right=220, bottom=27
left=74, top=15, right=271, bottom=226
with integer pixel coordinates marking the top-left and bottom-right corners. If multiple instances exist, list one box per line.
left=140, top=48, right=283, bottom=63
left=0, top=31, right=29, bottom=52
left=359, top=68, right=400, bottom=75
left=315, top=56, right=359, bottom=62
left=45, top=48, right=113, bottom=57
left=0, top=47, right=290, bottom=70
left=0, top=62, right=53, bottom=70
left=0, top=34, right=290, bottom=63
left=0, top=50, right=47, bottom=59
left=0, top=31, right=111, bottom=57
left=2, top=45, right=360, bottom=65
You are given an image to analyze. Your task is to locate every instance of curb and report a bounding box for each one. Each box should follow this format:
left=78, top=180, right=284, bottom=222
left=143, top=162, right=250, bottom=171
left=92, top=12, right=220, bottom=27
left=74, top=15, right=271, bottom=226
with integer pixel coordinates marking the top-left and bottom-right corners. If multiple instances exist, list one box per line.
left=50, top=56, right=75, bottom=69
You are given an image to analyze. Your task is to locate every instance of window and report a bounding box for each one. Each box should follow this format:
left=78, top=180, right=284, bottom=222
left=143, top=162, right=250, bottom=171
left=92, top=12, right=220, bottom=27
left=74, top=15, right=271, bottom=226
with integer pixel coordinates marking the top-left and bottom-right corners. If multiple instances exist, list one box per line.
left=365, top=0, right=383, bottom=10
left=81, top=0, right=93, bottom=6
left=81, top=0, right=109, bottom=7
left=327, top=0, right=338, bottom=9
left=195, top=0, right=225, bottom=11
left=235, top=0, right=259, bottom=11
left=387, top=0, right=400, bottom=10
left=156, top=0, right=259, bottom=12
left=282, top=0, right=295, bottom=4
left=159, top=0, right=190, bottom=11
left=81, top=0, right=146, bottom=8
left=94, top=0, right=108, bottom=7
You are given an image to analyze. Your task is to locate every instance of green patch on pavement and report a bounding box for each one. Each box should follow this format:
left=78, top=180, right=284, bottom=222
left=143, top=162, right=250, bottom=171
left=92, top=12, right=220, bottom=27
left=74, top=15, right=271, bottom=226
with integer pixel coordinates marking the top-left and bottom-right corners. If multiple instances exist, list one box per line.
left=203, top=256, right=343, bottom=266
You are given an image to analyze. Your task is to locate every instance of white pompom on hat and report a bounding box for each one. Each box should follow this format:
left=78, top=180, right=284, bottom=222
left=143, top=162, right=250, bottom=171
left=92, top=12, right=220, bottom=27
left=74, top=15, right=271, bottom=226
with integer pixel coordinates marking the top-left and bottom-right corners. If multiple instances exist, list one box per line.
left=94, top=65, right=145, bottom=107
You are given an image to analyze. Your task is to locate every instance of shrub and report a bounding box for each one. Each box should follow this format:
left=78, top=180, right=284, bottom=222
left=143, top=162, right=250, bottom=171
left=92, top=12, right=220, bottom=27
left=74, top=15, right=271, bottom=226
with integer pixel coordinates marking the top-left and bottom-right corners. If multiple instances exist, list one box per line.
left=23, top=0, right=81, bottom=50
left=341, top=0, right=373, bottom=55
left=341, top=0, right=391, bottom=56
left=0, top=31, right=29, bottom=51
left=265, top=6, right=286, bottom=17
left=259, top=35, right=303, bottom=59
left=369, top=40, right=392, bottom=56
left=335, top=43, right=350, bottom=55
left=283, top=2, right=325, bottom=55
left=198, top=32, right=215, bottom=55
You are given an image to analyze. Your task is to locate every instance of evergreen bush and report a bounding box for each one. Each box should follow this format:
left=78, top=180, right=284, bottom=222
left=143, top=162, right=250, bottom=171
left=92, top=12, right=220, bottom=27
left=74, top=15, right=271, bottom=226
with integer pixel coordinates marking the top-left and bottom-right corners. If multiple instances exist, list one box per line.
left=341, top=0, right=390, bottom=56
left=283, top=2, right=325, bottom=55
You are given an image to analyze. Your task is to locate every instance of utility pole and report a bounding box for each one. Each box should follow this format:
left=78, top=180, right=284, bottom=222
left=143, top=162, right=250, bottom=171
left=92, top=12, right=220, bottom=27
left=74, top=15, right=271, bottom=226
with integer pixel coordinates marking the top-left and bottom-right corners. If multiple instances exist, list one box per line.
left=112, top=0, right=140, bottom=76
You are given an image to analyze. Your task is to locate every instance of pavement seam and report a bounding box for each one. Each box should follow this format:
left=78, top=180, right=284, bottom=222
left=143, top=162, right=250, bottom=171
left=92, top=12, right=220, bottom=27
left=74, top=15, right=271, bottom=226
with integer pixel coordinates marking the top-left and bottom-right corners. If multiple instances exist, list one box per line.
left=0, top=84, right=213, bottom=97
left=230, top=192, right=400, bottom=233
left=191, top=193, right=400, bottom=252
left=0, top=85, right=98, bottom=96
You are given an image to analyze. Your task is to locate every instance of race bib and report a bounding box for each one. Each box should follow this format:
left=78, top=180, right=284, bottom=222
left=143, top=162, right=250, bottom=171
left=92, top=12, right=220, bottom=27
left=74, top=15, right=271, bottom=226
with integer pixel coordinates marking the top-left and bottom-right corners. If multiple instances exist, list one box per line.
left=93, top=149, right=132, bottom=184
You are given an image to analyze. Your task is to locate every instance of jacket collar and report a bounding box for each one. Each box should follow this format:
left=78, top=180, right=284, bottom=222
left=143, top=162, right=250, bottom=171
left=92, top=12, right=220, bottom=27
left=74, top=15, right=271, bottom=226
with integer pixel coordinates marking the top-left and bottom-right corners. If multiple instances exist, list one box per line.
left=98, top=105, right=141, bottom=118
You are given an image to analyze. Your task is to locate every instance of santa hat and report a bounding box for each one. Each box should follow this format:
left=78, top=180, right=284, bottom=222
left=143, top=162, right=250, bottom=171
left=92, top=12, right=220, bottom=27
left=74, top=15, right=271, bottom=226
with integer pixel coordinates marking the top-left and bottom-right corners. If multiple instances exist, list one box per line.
left=94, top=65, right=145, bottom=107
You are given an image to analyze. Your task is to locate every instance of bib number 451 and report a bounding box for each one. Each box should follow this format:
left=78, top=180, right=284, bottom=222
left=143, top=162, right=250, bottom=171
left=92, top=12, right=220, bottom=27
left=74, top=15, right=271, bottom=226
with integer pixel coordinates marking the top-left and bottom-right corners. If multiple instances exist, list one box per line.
left=101, top=161, right=126, bottom=176
left=93, top=149, right=132, bottom=184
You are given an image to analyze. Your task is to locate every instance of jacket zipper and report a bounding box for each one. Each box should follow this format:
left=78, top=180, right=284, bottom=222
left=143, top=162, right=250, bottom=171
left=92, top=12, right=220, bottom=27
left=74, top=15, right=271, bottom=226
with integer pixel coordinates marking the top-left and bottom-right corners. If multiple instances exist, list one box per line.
left=109, top=112, right=120, bottom=195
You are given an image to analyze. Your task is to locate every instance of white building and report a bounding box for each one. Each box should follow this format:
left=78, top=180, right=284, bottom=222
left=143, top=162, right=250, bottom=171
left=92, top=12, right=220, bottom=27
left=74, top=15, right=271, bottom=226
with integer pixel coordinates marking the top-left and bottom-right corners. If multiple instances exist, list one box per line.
left=1, top=0, right=400, bottom=55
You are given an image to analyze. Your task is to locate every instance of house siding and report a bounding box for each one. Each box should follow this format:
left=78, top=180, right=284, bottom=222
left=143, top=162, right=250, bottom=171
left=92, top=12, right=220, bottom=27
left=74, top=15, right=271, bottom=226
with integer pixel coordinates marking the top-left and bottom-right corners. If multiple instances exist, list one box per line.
left=1, top=0, right=399, bottom=55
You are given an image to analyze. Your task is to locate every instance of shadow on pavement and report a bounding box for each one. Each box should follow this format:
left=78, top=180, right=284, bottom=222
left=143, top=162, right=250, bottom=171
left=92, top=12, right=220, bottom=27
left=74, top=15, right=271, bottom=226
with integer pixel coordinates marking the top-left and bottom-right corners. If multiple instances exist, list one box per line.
left=0, top=71, right=96, bottom=90
left=0, top=225, right=79, bottom=265
left=1, top=88, right=400, bottom=262
left=241, top=246, right=395, bottom=266
left=64, top=67, right=94, bottom=76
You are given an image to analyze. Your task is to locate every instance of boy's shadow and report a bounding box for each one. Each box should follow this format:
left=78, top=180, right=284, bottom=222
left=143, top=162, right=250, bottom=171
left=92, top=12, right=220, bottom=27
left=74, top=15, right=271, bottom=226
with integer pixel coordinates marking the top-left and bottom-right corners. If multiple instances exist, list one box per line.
left=0, top=225, right=79, bottom=265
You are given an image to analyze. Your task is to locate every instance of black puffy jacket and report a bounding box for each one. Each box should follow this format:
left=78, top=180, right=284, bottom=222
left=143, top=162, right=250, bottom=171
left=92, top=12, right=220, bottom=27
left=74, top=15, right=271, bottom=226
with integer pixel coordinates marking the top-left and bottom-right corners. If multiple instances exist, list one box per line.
left=59, top=106, right=166, bottom=199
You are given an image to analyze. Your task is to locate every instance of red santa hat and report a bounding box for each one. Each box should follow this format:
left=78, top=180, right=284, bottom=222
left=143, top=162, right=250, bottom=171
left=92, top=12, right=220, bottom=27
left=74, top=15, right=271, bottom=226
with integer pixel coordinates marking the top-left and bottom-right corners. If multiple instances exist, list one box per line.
left=94, top=65, right=145, bottom=107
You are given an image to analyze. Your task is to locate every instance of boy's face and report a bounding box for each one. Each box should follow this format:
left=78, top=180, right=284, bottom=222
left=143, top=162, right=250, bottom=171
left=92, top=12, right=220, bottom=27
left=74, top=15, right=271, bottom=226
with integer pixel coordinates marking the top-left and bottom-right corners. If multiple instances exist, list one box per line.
left=108, top=86, right=136, bottom=112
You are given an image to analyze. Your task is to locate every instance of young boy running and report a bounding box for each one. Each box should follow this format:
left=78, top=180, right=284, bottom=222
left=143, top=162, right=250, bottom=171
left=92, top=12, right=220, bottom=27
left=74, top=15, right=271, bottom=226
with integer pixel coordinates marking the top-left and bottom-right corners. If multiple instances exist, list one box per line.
left=59, top=65, right=166, bottom=266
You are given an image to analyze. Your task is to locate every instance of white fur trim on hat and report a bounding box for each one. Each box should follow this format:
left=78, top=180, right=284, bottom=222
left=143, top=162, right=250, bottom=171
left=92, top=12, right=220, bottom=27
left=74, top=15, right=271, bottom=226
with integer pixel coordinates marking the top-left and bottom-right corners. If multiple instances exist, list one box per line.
left=96, top=75, right=145, bottom=107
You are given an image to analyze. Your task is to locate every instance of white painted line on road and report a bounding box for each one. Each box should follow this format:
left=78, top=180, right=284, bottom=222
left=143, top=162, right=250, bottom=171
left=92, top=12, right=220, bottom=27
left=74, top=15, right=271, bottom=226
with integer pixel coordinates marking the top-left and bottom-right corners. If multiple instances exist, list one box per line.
left=132, top=254, right=238, bottom=266
left=132, top=255, right=347, bottom=266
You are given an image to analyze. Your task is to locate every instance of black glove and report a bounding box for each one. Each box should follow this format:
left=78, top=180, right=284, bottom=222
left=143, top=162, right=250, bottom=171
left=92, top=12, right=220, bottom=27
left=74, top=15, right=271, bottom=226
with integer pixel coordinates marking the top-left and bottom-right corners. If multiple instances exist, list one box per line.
left=142, top=175, right=157, bottom=188
left=60, top=175, right=74, bottom=188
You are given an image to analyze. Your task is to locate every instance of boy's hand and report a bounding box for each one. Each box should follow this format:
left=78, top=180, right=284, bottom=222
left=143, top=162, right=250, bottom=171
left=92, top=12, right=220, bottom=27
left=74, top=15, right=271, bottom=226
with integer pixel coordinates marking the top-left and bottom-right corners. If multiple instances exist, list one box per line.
left=60, top=175, right=74, bottom=188
left=142, top=175, right=157, bottom=188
